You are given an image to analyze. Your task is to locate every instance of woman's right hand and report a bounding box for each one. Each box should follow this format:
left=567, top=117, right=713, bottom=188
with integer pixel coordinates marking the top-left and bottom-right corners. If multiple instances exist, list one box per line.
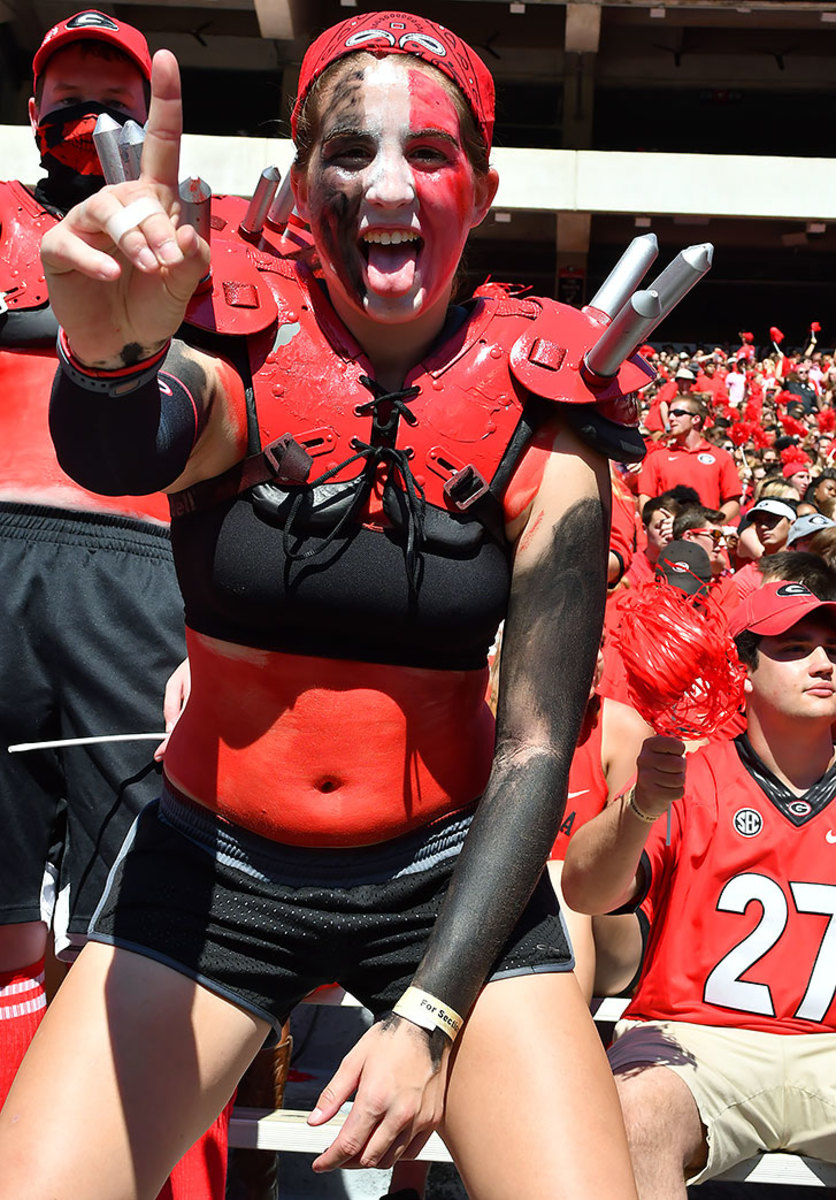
left=308, top=1017, right=449, bottom=1172
left=40, top=49, right=210, bottom=369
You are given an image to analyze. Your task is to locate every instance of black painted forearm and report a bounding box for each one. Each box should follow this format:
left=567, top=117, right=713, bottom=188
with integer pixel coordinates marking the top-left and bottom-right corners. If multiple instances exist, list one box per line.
left=49, top=339, right=207, bottom=495
left=411, top=494, right=609, bottom=1019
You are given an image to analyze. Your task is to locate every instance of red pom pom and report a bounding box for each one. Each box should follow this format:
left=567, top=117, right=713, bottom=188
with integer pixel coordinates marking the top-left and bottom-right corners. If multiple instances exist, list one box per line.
left=751, top=425, right=772, bottom=449
left=811, top=321, right=822, bottom=334
left=817, top=408, right=836, bottom=433
left=780, top=415, right=808, bottom=439
left=770, top=326, right=785, bottom=343
left=611, top=584, right=746, bottom=738
left=728, top=421, right=749, bottom=446
left=740, top=331, right=754, bottom=343
left=780, top=444, right=811, bottom=466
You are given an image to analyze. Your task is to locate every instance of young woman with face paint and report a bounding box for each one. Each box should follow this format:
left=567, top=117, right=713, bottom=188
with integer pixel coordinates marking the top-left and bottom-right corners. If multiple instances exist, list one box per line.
left=2, top=14, right=641, bottom=1199
left=293, top=55, right=492, bottom=351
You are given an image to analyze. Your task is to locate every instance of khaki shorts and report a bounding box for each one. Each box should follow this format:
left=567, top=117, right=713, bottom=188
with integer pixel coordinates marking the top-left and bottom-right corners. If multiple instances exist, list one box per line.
left=609, top=1018, right=836, bottom=1185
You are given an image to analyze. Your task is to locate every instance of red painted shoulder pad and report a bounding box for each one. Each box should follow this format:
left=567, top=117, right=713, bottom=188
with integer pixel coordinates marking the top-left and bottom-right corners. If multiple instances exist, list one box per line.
left=0, top=181, right=58, bottom=311
left=507, top=296, right=653, bottom=462
left=184, top=194, right=319, bottom=337
left=508, top=296, right=653, bottom=421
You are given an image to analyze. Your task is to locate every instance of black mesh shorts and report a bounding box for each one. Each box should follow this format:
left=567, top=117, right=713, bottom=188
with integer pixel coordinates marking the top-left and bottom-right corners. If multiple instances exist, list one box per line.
left=89, top=785, right=573, bottom=1041
left=0, top=504, right=185, bottom=956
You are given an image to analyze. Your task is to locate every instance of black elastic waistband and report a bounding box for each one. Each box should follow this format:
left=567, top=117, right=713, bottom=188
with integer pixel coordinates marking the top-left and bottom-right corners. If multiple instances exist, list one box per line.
left=159, top=778, right=476, bottom=887
left=0, top=501, right=171, bottom=552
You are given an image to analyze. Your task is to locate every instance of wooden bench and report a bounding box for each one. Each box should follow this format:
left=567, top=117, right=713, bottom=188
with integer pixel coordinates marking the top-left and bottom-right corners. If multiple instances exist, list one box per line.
left=227, top=989, right=836, bottom=1188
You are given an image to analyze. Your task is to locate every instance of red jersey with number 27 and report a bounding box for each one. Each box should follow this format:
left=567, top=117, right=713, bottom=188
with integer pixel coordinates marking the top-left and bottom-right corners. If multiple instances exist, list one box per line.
left=625, top=737, right=836, bottom=1035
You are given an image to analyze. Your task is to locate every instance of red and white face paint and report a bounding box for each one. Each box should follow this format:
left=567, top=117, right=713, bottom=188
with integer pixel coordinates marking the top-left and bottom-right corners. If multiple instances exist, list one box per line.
left=295, top=58, right=491, bottom=331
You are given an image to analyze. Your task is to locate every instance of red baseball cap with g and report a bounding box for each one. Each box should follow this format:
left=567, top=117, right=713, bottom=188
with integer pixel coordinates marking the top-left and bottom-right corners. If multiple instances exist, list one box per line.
left=33, top=10, right=152, bottom=89
left=728, top=581, right=836, bottom=639
left=292, top=11, right=495, bottom=153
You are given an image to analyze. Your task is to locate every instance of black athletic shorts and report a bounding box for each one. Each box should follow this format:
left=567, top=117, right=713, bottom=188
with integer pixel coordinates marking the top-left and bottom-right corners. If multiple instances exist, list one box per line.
left=0, top=504, right=185, bottom=956
left=89, top=784, right=574, bottom=1043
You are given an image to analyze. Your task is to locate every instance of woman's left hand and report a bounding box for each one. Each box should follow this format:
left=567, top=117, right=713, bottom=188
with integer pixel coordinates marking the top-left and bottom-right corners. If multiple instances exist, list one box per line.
left=308, top=1017, right=449, bottom=1172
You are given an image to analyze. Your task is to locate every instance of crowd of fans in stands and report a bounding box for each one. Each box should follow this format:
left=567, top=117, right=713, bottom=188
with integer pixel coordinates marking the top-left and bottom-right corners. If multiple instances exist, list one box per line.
left=550, top=326, right=836, bottom=1197
left=607, top=327, right=836, bottom=613
left=638, top=327, right=836, bottom=507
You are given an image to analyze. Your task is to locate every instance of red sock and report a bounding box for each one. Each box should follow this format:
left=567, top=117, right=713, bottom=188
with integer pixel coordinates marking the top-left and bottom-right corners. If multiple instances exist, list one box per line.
left=0, top=958, right=47, bottom=1109
left=156, top=1093, right=235, bottom=1200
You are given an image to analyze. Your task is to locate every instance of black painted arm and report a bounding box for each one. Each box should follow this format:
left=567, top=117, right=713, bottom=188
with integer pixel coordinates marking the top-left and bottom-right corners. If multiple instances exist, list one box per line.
left=409, top=427, right=611, bottom=1023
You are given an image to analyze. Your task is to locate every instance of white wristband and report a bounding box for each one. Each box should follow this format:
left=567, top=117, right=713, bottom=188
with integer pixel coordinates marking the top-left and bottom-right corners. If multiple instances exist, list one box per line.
left=392, top=987, right=463, bottom=1042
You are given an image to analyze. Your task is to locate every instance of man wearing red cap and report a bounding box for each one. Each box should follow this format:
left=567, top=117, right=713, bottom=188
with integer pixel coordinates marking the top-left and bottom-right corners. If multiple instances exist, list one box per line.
left=0, top=8, right=197, bottom=1187
left=562, top=580, right=836, bottom=1196
left=28, top=10, right=152, bottom=207
left=638, top=395, right=742, bottom=521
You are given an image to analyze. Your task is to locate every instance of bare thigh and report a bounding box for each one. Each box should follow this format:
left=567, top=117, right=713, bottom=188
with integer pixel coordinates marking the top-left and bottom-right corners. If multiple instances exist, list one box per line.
left=441, top=972, right=638, bottom=1200
left=0, top=941, right=268, bottom=1200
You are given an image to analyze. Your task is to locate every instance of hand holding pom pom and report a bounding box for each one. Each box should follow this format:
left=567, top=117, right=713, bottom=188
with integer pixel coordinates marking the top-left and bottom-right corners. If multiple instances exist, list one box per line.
left=611, top=580, right=747, bottom=841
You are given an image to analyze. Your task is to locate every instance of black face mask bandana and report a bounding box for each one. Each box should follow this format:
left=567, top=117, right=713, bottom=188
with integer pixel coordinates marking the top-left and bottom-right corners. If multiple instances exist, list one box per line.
left=34, top=101, right=132, bottom=212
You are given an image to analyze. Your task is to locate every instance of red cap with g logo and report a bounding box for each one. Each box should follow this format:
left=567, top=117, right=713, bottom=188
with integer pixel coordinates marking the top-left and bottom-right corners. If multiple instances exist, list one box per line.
left=33, top=10, right=152, bottom=89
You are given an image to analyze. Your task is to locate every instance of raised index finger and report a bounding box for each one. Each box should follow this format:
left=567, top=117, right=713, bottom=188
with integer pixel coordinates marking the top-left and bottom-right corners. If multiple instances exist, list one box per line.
left=140, top=49, right=182, bottom=206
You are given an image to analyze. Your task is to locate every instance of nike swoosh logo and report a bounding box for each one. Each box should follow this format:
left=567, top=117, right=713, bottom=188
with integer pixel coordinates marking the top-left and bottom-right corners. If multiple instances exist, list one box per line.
left=827, top=831, right=836, bottom=844
left=567, top=790, right=590, bottom=799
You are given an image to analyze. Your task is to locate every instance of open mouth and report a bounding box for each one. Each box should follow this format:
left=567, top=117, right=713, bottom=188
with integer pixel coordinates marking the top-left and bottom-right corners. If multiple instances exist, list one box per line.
left=359, top=229, right=424, bottom=295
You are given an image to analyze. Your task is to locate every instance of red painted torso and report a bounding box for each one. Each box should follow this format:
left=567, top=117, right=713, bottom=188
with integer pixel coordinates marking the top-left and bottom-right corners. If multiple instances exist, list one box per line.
left=164, top=629, right=496, bottom=846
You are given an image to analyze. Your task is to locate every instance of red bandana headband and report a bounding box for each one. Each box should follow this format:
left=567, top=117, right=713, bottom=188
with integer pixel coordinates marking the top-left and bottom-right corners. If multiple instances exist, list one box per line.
left=292, top=11, right=495, bottom=153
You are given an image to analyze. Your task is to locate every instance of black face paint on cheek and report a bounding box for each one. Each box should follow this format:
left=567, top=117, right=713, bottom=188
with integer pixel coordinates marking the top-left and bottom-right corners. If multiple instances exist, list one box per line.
left=312, top=71, right=369, bottom=304
left=315, top=187, right=365, bottom=304
left=336, top=191, right=365, bottom=302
